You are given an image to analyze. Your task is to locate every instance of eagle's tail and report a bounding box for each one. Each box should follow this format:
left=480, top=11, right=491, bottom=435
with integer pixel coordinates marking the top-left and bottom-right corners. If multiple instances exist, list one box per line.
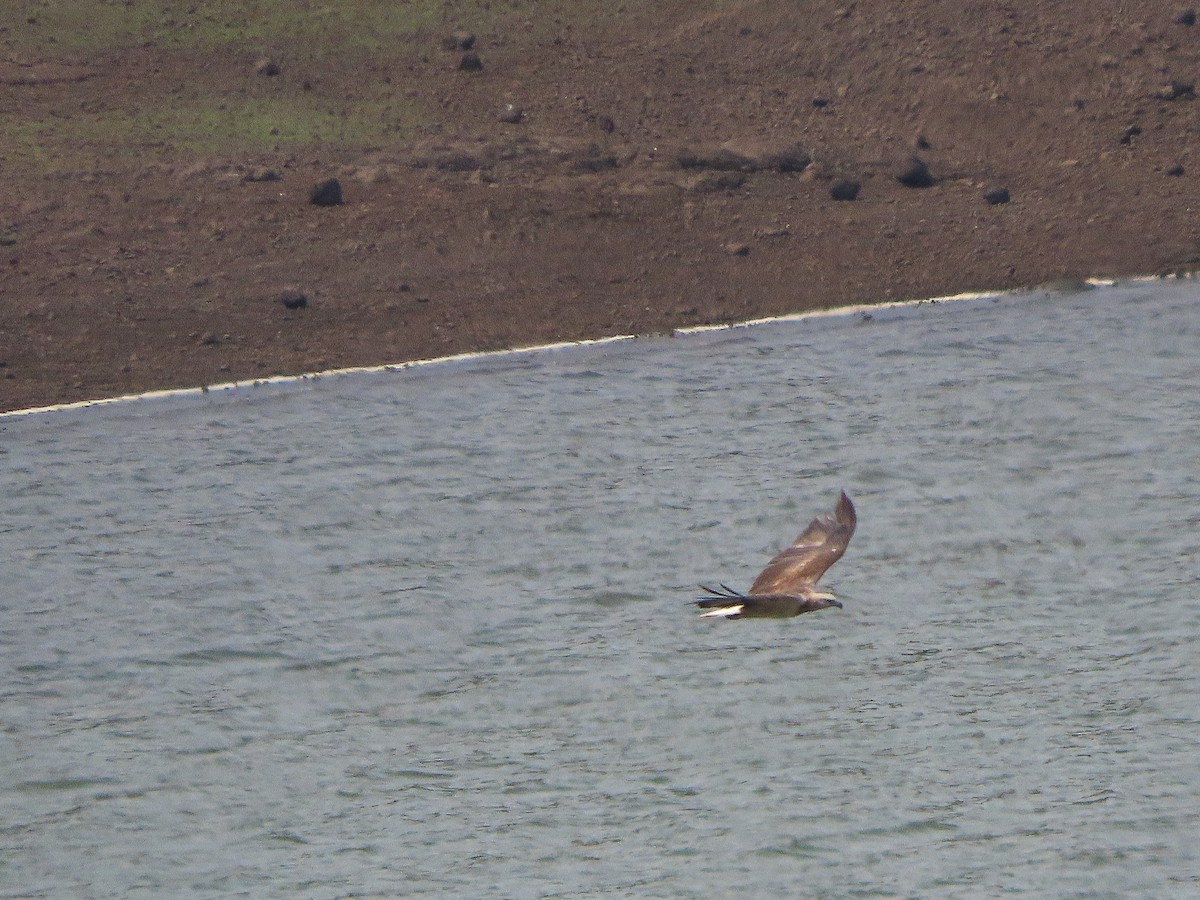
left=697, top=583, right=748, bottom=618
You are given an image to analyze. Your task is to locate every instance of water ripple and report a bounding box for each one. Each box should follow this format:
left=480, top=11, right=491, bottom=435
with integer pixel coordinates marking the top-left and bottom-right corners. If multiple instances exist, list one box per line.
left=3, top=281, right=1200, bottom=896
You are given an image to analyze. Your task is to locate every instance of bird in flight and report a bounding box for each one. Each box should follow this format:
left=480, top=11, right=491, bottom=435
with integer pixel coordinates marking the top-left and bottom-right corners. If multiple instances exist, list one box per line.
left=697, top=490, right=857, bottom=620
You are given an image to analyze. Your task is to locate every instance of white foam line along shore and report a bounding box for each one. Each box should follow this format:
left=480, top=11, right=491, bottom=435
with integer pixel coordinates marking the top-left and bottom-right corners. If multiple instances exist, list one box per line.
left=0, top=276, right=1148, bottom=419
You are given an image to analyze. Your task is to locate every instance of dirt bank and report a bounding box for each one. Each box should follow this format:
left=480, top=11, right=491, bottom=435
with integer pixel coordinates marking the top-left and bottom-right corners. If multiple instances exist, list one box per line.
left=3, top=1, right=1200, bottom=413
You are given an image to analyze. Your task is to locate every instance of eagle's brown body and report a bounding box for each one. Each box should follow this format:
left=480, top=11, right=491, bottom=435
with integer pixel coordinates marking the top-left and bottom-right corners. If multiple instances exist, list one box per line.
left=697, top=491, right=857, bottom=620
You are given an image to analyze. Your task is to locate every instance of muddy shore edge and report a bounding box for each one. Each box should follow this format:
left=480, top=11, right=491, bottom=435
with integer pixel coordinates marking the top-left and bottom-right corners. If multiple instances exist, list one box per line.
left=4, top=1, right=1200, bottom=413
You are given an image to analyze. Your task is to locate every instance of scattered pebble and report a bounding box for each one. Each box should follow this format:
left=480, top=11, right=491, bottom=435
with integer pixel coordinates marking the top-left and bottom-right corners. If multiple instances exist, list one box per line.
left=1157, top=80, right=1195, bottom=100
left=244, top=166, right=281, bottom=183
left=572, top=144, right=619, bottom=173
left=686, top=171, right=746, bottom=192
left=433, top=151, right=482, bottom=172
left=458, top=52, right=483, bottom=72
left=254, top=58, right=281, bottom=77
left=1166, top=164, right=1186, bottom=176
left=722, top=242, right=751, bottom=256
left=830, top=179, right=861, bottom=201
left=309, top=178, right=343, bottom=206
left=498, top=104, right=525, bottom=124
left=1119, top=124, right=1142, bottom=144
left=983, top=186, right=1011, bottom=205
left=280, top=290, right=308, bottom=310
left=895, top=156, right=934, bottom=187
left=678, top=141, right=810, bottom=173
left=1176, top=9, right=1196, bottom=25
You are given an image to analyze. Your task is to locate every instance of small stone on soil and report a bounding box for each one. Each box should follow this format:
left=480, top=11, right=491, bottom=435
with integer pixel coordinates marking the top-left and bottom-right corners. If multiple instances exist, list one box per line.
left=498, top=104, right=525, bottom=124
left=830, top=179, right=861, bottom=201
left=895, top=156, right=935, bottom=188
left=1157, top=81, right=1195, bottom=100
left=688, top=171, right=746, bottom=192
left=678, top=141, right=810, bottom=174
left=983, top=186, right=1011, bottom=204
left=244, top=167, right=281, bottom=183
left=458, top=52, right=483, bottom=72
left=572, top=144, right=619, bottom=173
left=309, top=178, right=343, bottom=206
left=280, top=290, right=308, bottom=310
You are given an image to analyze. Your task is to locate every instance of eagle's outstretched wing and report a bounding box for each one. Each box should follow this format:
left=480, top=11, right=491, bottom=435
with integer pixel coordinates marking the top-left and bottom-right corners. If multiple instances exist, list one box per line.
left=748, top=491, right=856, bottom=595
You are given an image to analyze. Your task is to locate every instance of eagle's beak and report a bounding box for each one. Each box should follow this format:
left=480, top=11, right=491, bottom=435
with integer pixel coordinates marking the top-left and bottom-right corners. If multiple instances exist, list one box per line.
left=830, top=599, right=844, bottom=609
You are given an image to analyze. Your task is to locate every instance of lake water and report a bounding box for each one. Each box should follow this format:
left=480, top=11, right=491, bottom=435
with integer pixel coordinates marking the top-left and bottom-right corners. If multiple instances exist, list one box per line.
left=3, top=279, right=1199, bottom=898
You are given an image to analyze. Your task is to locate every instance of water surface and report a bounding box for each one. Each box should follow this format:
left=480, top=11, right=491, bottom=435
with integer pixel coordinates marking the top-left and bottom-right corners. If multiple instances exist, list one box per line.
left=3, top=280, right=1199, bottom=897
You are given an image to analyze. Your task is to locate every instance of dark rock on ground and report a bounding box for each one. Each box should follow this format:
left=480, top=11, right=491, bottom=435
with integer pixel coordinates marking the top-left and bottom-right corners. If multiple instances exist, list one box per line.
left=1176, top=9, right=1196, bottom=25
left=895, top=156, right=935, bottom=187
left=433, top=151, right=482, bottom=172
left=1157, top=81, right=1195, bottom=100
left=1120, top=124, right=1142, bottom=144
left=1166, top=164, right=1186, bottom=176
left=983, top=186, right=1011, bottom=204
left=830, top=179, right=861, bottom=201
left=309, top=178, right=343, bottom=206
left=752, top=143, right=811, bottom=173
left=722, top=242, right=751, bottom=256
left=244, top=166, right=281, bottom=183
left=676, top=147, right=732, bottom=170
left=280, top=290, right=308, bottom=310
left=498, top=104, right=524, bottom=124
left=688, top=171, right=747, bottom=192
left=458, top=52, right=483, bottom=72
left=572, top=145, right=619, bottom=173
left=678, top=141, right=810, bottom=173
left=254, top=58, right=281, bottom=77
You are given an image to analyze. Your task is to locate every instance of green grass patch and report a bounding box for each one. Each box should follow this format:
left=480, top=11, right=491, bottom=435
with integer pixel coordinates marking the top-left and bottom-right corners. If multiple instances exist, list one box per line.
left=1, top=0, right=726, bottom=171
left=4, top=95, right=416, bottom=169
left=2, top=0, right=451, bottom=56
left=2, top=0, right=676, bottom=57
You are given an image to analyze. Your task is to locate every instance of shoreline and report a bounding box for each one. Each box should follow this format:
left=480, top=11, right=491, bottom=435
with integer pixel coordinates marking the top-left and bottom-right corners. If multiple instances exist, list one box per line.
left=6, top=2, right=1200, bottom=414
left=1, top=276, right=1145, bottom=420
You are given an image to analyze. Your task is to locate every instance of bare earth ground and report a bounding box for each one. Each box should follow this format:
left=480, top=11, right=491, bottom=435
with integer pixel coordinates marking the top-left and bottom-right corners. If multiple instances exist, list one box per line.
left=3, top=1, right=1200, bottom=413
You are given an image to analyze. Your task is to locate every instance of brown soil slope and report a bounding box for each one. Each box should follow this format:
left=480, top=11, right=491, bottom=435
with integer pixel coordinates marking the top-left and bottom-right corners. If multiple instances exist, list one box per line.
left=3, top=1, right=1200, bottom=412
